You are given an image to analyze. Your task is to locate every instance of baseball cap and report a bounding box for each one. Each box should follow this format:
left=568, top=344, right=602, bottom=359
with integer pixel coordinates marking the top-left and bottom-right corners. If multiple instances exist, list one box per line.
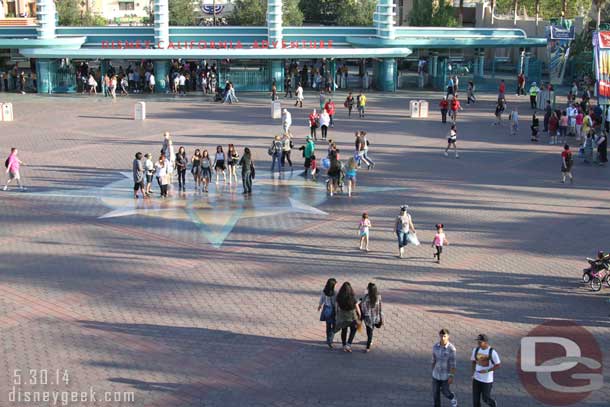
left=476, top=334, right=489, bottom=342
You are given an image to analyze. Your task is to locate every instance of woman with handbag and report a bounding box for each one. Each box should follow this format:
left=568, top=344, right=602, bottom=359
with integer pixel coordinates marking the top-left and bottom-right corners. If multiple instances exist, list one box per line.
left=395, top=205, right=417, bottom=258
left=334, top=282, right=361, bottom=353
left=317, top=278, right=337, bottom=349
left=359, top=282, right=383, bottom=353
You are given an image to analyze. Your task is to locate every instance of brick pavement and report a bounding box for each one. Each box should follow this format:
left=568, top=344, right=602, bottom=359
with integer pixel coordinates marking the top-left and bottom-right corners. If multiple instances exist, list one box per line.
left=0, top=90, right=609, bottom=407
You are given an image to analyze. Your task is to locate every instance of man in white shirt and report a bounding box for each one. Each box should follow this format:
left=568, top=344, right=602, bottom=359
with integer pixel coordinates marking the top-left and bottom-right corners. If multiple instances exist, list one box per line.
left=148, top=73, right=155, bottom=93
left=471, top=334, right=501, bottom=407
left=179, top=73, right=186, bottom=95
left=282, top=109, right=292, bottom=134
left=567, top=104, right=578, bottom=136
left=294, top=83, right=304, bottom=108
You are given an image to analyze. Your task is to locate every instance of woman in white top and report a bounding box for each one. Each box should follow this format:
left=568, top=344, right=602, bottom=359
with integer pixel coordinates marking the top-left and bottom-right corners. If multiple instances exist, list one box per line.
left=87, top=74, right=97, bottom=95
left=154, top=154, right=171, bottom=197
left=294, top=83, right=304, bottom=108
left=213, top=145, right=227, bottom=184
left=394, top=205, right=416, bottom=258
left=319, top=110, right=331, bottom=140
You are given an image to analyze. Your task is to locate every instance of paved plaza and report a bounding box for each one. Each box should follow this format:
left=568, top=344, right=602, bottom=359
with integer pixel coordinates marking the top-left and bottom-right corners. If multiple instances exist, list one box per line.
left=0, top=90, right=609, bottom=407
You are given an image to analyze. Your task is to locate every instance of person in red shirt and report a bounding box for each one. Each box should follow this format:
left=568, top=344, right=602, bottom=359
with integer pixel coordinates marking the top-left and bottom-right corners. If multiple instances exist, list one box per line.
left=439, top=97, right=449, bottom=124
left=324, top=98, right=336, bottom=128
left=450, top=97, right=462, bottom=124
left=517, top=73, right=525, bottom=96
left=308, top=109, right=320, bottom=140
left=548, top=111, right=559, bottom=145
left=561, top=144, right=574, bottom=184
left=499, top=80, right=506, bottom=99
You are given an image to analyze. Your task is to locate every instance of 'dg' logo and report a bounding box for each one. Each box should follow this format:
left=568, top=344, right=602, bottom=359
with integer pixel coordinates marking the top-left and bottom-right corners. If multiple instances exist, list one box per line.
left=517, top=320, right=604, bottom=406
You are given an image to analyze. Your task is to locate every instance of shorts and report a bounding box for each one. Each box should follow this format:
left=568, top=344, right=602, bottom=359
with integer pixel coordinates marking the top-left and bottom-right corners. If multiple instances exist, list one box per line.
left=133, top=181, right=145, bottom=191
left=201, top=167, right=212, bottom=179
left=8, top=171, right=19, bottom=180
left=146, top=173, right=153, bottom=183
left=447, top=138, right=456, bottom=144
left=346, top=174, right=356, bottom=182
left=215, top=160, right=226, bottom=171
left=360, top=230, right=369, bottom=237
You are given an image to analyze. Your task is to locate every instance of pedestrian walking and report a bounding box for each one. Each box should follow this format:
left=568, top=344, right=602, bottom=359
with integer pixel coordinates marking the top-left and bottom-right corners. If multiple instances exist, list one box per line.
left=549, top=111, right=559, bottom=145
left=432, top=328, right=458, bottom=407
left=175, top=146, right=187, bottom=192
left=281, top=132, right=293, bottom=170
left=3, top=148, right=25, bottom=191
left=575, top=109, right=584, bottom=141
left=358, top=212, right=371, bottom=251
left=132, top=152, right=145, bottom=199
left=308, top=109, right=320, bottom=140
left=432, top=223, right=449, bottom=264
left=359, top=282, right=383, bottom=353
left=319, top=109, right=330, bottom=140
left=498, top=80, right=506, bottom=100
left=450, top=96, right=462, bottom=124
left=282, top=109, right=292, bottom=135
left=271, top=79, right=277, bottom=101
left=559, top=111, right=569, bottom=144
left=200, top=150, right=212, bottom=192
left=444, top=124, right=459, bottom=158
left=148, top=72, right=155, bottom=93
left=227, top=144, right=240, bottom=185
left=530, top=113, right=539, bottom=142
left=561, top=144, right=574, bottom=184
left=324, top=98, right=336, bottom=127
left=394, top=205, right=417, bottom=259
left=467, top=81, right=476, bottom=104
left=144, top=153, right=154, bottom=195
left=334, top=282, right=361, bottom=353
left=317, top=278, right=337, bottom=349
left=360, top=131, right=375, bottom=169
left=318, top=90, right=325, bottom=111
left=516, top=72, right=525, bottom=96
left=439, top=97, right=449, bottom=124
left=213, top=145, right=227, bottom=184
left=155, top=154, right=170, bottom=198
left=529, top=82, right=540, bottom=109
left=345, top=92, right=355, bottom=117
left=295, top=83, right=304, bottom=107
left=596, top=132, right=608, bottom=165
left=357, top=92, right=366, bottom=118
left=493, top=99, right=505, bottom=126
left=543, top=100, right=552, bottom=132
left=284, top=76, right=292, bottom=98
left=302, top=135, right=315, bottom=178
left=238, top=147, right=255, bottom=194
left=191, top=149, right=202, bottom=191
left=446, top=76, right=454, bottom=98
left=471, top=334, right=501, bottom=407
left=345, top=157, right=357, bottom=197
left=269, top=135, right=283, bottom=173
left=509, top=108, right=519, bottom=136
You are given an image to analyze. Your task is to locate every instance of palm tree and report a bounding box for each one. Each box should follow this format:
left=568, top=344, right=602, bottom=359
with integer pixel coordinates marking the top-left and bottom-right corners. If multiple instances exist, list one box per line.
left=491, top=0, right=496, bottom=24
left=459, top=0, right=464, bottom=26
left=594, top=0, right=607, bottom=30
left=535, top=0, right=540, bottom=26
left=513, top=0, right=518, bottom=25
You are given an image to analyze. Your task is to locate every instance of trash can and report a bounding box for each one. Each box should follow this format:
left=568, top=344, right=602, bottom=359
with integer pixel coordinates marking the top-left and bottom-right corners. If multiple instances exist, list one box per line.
left=418, top=100, right=429, bottom=118
left=271, top=100, right=281, bottom=119
left=134, top=102, right=146, bottom=120
left=409, top=100, right=420, bottom=118
left=1, top=103, right=13, bottom=121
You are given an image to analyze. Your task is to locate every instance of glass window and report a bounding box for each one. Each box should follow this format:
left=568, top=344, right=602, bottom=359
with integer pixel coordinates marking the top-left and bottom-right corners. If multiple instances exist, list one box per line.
left=119, top=1, right=135, bottom=11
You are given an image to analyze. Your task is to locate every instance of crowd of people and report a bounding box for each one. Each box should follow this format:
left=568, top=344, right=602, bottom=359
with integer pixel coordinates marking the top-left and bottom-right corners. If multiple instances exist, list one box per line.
left=317, top=277, right=500, bottom=407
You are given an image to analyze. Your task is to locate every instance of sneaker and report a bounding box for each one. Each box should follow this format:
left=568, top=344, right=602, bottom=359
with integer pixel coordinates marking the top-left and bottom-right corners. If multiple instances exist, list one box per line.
left=451, top=398, right=458, bottom=407
left=444, top=152, right=448, bottom=157
left=455, top=154, right=459, bottom=159
left=2, top=185, right=6, bottom=191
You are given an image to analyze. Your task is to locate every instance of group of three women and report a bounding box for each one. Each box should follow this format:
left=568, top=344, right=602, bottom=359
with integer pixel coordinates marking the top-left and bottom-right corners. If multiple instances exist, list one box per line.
left=318, top=279, right=383, bottom=353
left=188, top=145, right=240, bottom=192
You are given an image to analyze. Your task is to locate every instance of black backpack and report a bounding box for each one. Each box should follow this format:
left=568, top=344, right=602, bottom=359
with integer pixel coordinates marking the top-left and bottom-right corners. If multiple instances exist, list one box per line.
left=4, top=158, right=8, bottom=168
left=474, top=347, right=496, bottom=367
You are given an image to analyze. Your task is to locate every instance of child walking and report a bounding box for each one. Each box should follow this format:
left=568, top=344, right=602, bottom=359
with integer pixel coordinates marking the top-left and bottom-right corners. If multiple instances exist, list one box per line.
left=444, top=124, right=459, bottom=158
left=432, top=224, right=449, bottom=264
left=359, top=213, right=371, bottom=252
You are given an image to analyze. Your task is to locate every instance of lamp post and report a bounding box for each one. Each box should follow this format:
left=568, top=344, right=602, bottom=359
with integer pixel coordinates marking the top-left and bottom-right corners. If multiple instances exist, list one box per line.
left=213, top=0, right=216, bottom=26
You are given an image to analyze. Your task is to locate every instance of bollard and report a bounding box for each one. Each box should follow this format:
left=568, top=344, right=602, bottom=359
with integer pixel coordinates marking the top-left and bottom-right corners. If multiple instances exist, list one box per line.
left=409, top=100, right=420, bottom=118
left=134, top=101, right=146, bottom=120
left=418, top=100, right=429, bottom=118
left=1, top=102, right=14, bottom=121
left=271, top=100, right=281, bottom=119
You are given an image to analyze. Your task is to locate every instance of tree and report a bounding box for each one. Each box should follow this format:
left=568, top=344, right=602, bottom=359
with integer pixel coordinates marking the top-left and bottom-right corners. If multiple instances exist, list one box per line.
left=409, top=0, right=457, bottom=27
left=299, top=0, right=339, bottom=25
left=56, top=0, right=106, bottom=26
left=459, top=0, right=464, bottom=26
left=229, top=0, right=303, bottom=26
left=169, top=0, right=199, bottom=25
left=336, top=0, right=376, bottom=26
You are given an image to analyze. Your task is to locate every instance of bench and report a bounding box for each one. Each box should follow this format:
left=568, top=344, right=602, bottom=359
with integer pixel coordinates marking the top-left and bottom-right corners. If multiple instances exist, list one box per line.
left=0, top=18, right=37, bottom=26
